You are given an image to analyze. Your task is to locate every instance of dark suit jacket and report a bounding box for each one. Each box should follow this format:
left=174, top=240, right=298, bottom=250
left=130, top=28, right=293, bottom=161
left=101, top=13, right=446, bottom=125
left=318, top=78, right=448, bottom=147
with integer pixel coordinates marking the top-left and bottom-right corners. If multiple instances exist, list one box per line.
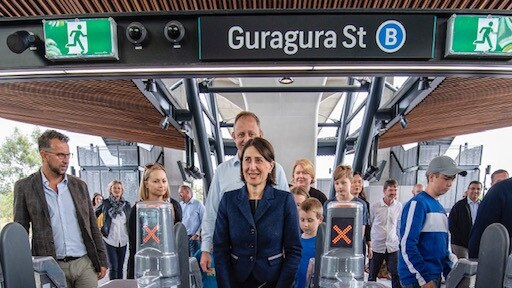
left=213, top=184, right=302, bottom=287
left=13, top=170, right=108, bottom=272
left=96, top=198, right=132, bottom=239
left=448, top=197, right=473, bottom=247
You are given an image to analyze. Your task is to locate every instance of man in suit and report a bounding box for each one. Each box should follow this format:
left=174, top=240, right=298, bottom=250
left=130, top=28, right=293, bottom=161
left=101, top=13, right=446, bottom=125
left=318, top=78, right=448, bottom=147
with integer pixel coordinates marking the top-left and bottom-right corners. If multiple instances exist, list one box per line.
left=448, top=181, right=482, bottom=259
left=13, top=130, right=107, bottom=288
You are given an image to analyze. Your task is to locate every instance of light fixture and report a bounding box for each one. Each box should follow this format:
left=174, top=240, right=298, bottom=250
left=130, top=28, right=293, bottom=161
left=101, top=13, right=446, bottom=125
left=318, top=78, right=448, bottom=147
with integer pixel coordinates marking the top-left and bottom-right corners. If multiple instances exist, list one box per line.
left=160, top=115, right=170, bottom=129
left=6, top=31, right=39, bottom=53
left=145, top=79, right=157, bottom=92
left=418, top=77, right=431, bottom=91
left=175, top=109, right=192, bottom=122
left=278, top=77, right=294, bottom=84
left=399, top=115, right=408, bottom=129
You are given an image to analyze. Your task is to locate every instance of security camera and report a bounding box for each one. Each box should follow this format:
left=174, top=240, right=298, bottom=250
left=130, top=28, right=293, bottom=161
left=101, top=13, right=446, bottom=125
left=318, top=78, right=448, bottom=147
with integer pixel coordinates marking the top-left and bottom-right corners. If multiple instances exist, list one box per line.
left=126, top=22, right=147, bottom=46
left=164, top=21, right=185, bottom=43
left=7, top=31, right=38, bottom=53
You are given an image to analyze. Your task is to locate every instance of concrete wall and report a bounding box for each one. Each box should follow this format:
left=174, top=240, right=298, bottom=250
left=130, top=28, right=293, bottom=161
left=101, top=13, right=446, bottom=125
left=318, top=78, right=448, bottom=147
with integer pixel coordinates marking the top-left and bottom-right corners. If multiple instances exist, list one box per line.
left=163, top=147, right=186, bottom=201
left=242, top=77, right=323, bottom=182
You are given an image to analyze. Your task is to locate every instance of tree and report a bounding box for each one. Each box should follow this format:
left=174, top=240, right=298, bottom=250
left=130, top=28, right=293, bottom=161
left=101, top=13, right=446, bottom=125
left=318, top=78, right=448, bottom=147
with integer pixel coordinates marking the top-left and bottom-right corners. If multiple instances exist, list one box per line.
left=0, top=127, right=41, bottom=194
left=0, top=127, right=41, bottom=224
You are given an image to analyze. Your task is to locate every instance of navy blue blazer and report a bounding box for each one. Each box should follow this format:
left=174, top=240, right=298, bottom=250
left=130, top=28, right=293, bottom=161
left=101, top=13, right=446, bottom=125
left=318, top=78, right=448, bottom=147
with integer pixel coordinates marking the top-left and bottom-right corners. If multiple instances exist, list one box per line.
left=213, top=184, right=302, bottom=287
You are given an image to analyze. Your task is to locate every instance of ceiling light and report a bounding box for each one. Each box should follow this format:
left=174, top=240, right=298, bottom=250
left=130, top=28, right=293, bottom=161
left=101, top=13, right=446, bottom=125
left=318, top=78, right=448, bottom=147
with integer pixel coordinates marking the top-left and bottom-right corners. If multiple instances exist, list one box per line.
left=145, top=79, right=157, bottom=92
left=279, top=77, right=294, bottom=84
left=418, top=77, right=431, bottom=91
left=399, top=115, right=408, bottom=129
left=160, top=116, right=170, bottom=129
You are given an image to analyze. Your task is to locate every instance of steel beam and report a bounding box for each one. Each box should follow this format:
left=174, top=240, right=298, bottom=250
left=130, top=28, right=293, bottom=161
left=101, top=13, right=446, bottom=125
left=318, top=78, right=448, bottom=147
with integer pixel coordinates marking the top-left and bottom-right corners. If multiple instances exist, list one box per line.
left=353, top=77, right=385, bottom=174
left=198, top=82, right=370, bottom=93
left=330, top=78, right=356, bottom=199
left=184, top=78, right=214, bottom=193
left=207, top=92, right=225, bottom=165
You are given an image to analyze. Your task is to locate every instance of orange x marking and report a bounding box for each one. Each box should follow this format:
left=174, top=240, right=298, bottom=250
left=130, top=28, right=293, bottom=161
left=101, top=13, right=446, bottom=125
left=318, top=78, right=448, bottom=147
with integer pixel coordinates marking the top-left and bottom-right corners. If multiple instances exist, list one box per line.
left=332, top=224, right=352, bottom=245
left=143, top=225, right=160, bottom=243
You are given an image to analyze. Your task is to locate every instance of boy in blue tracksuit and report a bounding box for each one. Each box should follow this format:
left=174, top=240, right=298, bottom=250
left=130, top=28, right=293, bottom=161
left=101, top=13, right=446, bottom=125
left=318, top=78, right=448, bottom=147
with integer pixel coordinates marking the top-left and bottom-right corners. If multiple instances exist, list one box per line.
left=398, top=156, right=465, bottom=288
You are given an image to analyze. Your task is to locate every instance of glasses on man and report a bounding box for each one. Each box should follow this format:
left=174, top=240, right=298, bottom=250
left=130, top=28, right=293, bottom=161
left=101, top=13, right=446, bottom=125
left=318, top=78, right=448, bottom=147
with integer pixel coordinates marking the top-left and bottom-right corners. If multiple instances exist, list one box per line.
left=45, top=151, right=73, bottom=159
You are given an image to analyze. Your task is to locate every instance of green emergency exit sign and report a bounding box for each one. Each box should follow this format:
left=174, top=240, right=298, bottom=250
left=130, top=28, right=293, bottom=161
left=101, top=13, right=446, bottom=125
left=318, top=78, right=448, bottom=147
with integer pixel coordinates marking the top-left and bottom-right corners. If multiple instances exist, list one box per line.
left=43, top=18, right=119, bottom=61
left=446, top=15, right=512, bottom=57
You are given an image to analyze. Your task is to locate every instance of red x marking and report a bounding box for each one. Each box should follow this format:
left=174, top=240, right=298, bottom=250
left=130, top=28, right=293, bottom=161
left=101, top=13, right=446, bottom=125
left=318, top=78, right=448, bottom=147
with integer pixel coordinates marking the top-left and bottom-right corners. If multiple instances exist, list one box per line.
left=332, top=224, right=352, bottom=245
left=143, top=225, right=160, bottom=244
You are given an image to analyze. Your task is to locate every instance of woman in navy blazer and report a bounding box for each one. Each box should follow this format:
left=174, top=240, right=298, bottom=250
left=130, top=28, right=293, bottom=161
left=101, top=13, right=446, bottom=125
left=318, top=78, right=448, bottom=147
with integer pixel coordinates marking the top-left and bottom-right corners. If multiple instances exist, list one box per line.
left=213, top=137, right=302, bottom=288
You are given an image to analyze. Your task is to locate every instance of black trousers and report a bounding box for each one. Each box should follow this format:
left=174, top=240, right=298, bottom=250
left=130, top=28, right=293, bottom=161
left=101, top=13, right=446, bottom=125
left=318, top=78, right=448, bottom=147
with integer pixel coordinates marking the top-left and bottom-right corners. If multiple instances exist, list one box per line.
left=368, top=250, right=401, bottom=288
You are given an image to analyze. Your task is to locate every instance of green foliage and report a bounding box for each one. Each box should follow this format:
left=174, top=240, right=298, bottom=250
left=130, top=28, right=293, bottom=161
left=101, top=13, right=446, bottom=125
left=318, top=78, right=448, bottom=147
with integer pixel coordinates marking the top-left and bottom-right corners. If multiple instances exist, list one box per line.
left=0, top=191, right=14, bottom=225
left=192, top=180, right=204, bottom=203
left=0, top=127, right=42, bottom=195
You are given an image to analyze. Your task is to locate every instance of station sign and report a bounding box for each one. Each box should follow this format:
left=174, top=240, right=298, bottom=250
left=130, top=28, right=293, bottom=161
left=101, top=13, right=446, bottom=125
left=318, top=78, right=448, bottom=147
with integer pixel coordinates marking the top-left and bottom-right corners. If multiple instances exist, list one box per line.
left=198, top=14, right=436, bottom=60
left=446, top=15, right=512, bottom=57
left=43, top=18, right=119, bottom=61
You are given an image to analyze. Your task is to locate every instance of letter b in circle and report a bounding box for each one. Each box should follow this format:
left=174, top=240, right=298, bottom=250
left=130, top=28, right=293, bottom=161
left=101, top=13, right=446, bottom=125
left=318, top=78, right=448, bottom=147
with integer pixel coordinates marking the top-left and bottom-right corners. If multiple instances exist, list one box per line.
left=376, top=20, right=406, bottom=53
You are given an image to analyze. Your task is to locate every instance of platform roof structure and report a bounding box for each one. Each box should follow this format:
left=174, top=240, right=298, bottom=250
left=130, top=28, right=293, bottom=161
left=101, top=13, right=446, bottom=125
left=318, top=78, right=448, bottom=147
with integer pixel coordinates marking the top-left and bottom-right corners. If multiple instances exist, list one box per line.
left=1, top=0, right=512, bottom=150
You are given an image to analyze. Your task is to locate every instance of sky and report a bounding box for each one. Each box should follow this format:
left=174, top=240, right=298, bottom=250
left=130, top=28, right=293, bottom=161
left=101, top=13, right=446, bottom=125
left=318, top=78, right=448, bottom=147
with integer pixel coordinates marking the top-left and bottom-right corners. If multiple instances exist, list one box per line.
left=0, top=118, right=105, bottom=172
left=1, top=116, right=512, bottom=188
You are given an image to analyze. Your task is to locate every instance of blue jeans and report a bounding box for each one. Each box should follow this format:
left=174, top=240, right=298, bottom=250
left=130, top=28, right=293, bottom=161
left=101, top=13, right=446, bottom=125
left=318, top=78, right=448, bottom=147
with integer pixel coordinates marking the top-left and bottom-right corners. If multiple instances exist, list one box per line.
left=368, top=250, right=401, bottom=288
left=401, top=277, right=441, bottom=288
left=105, top=243, right=127, bottom=280
left=189, top=239, right=200, bottom=257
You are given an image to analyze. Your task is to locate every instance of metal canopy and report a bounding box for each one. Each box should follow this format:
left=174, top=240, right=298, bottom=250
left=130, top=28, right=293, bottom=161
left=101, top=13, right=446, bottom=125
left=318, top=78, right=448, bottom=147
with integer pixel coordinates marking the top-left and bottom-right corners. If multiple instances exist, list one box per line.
left=0, top=1, right=512, bottom=153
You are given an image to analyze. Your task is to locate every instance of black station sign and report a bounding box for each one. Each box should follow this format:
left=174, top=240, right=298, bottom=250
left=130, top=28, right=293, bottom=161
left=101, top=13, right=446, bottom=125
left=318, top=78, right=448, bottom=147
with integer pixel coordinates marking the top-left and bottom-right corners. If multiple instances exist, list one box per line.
left=198, top=14, right=436, bottom=60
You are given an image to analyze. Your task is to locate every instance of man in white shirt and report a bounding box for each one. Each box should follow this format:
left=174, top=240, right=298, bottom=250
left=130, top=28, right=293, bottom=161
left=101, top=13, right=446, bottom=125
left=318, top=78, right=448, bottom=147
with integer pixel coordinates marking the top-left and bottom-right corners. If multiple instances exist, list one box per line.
left=179, top=185, right=205, bottom=256
left=199, top=111, right=289, bottom=273
left=369, top=179, right=402, bottom=288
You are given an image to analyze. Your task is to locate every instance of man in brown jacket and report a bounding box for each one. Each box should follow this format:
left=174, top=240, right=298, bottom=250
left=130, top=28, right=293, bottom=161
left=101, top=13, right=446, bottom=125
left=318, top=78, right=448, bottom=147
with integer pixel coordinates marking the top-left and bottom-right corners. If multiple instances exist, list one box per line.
left=13, top=130, right=107, bottom=288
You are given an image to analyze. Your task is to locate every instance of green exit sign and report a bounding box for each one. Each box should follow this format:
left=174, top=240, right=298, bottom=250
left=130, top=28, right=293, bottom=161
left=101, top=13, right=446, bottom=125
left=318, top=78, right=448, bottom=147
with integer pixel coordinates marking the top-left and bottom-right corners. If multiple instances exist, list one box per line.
left=43, top=18, right=119, bottom=61
left=446, top=14, right=512, bottom=57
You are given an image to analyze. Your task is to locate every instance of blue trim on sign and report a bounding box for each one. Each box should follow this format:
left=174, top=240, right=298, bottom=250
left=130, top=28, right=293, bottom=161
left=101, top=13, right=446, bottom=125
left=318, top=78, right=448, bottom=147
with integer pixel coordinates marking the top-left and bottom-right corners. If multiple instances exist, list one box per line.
left=198, top=17, right=202, bottom=60
left=431, top=16, right=437, bottom=59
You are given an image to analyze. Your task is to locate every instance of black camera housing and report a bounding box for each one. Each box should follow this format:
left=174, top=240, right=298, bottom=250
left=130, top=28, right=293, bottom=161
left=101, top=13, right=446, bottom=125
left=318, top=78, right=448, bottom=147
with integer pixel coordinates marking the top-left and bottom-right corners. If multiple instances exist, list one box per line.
left=126, top=22, right=147, bottom=45
left=164, top=21, right=185, bottom=43
left=7, top=31, right=38, bottom=54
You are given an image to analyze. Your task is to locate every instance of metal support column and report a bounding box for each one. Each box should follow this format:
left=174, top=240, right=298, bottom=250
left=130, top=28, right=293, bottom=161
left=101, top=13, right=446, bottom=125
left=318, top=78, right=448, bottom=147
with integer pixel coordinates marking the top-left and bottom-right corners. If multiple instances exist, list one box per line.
left=330, top=78, right=356, bottom=199
left=333, top=78, right=357, bottom=168
left=352, top=77, right=385, bottom=174
left=207, top=92, right=225, bottom=165
left=184, top=78, right=214, bottom=193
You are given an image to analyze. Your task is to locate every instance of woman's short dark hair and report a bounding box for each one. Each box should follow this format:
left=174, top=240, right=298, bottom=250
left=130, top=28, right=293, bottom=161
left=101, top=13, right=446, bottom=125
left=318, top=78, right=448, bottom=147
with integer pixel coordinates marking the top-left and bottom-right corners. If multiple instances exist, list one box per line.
left=240, top=137, right=276, bottom=185
left=92, top=193, right=103, bottom=206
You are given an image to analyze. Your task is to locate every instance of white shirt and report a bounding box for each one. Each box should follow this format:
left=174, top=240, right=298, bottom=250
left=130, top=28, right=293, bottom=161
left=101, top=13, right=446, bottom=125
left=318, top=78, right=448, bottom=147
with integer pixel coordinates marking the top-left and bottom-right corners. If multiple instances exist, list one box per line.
left=200, top=155, right=289, bottom=252
left=180, top=198, right=205, bottom=236
left=104, top=212, right=129, bottom=247
left=42, top=172, right=87, bottom=258
left=370, top=198, right=402, bottom=253
left=467, top=197, right=480, bottom=224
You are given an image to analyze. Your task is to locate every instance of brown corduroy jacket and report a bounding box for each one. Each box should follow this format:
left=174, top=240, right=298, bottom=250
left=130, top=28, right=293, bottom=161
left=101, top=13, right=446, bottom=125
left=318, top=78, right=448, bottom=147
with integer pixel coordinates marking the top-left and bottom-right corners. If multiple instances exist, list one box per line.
left=13, top=170, right=107, bottom=272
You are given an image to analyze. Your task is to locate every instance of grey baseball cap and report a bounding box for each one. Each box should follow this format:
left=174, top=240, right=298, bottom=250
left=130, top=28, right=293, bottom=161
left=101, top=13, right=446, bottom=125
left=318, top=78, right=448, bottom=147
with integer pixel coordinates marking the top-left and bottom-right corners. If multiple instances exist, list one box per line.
left=427, top=155, right=467, bottom=176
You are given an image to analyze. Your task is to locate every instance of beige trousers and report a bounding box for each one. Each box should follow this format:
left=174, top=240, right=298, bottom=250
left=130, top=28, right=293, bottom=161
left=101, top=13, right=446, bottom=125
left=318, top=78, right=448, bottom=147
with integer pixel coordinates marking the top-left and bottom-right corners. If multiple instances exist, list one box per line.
left=57, top=255, right=98, bottom=288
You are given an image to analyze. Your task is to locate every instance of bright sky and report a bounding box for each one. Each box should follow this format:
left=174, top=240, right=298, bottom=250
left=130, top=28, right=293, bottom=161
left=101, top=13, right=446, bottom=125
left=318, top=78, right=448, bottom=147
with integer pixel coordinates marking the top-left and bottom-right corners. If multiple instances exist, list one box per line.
left=0, top=118, right=104, bottom=172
